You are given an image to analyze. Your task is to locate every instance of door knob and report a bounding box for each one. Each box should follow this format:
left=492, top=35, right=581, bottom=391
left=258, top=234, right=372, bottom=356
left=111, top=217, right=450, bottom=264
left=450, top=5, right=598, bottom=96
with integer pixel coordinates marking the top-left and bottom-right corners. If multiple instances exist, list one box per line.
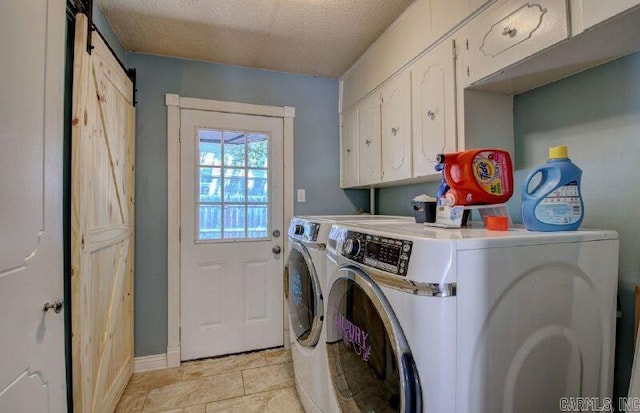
left=272, top=246, right=282, bottom=255
left=43, top=298, right=64, bottom=313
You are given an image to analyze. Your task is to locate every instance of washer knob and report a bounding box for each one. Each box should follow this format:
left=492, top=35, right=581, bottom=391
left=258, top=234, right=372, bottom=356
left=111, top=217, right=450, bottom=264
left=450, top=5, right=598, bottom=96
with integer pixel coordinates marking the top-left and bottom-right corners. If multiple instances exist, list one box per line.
left=343, top=238, right=361, bottom=256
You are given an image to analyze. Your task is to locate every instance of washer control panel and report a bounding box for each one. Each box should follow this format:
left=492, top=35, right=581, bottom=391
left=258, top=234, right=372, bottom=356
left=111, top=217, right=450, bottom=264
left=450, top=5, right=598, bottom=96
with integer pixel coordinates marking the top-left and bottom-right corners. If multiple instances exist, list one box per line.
left=288, top=219, right=320, bottom=242
left=342, top=230, right=412, bottom=276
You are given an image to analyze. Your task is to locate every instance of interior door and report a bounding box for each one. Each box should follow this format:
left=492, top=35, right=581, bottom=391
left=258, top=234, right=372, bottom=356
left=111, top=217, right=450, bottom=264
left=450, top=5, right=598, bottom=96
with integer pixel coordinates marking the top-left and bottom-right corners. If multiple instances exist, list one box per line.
left=0, top=0, right=67, bottom=411
left=180, top=109, right=285, bottom=360
left=71, top=13, right=136, bottom=413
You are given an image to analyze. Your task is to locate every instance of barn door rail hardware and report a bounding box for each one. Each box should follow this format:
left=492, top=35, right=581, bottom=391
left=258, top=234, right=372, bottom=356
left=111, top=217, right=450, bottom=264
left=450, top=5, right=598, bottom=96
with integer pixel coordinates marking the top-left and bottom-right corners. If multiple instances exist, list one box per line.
left=67, top=0, right=93, bottom=53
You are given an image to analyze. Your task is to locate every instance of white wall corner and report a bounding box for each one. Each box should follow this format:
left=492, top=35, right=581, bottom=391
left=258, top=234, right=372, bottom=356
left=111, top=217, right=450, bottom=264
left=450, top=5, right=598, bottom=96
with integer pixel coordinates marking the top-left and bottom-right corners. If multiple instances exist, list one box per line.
left=134, top=353, right=168, bottom=373
left=284, top=106, right=296, bottom=118
left=165, top=93, right=180, bottom=107
left=166, top=347, right=181, bottom=368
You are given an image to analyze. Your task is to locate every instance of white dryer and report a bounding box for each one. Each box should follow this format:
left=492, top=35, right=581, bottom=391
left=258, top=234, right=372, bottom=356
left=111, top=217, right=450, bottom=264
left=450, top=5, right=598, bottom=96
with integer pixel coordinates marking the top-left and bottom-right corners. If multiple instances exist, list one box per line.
left=286, top=215, right=412, bottom=413
left=325, top=222, right=619, bottom=412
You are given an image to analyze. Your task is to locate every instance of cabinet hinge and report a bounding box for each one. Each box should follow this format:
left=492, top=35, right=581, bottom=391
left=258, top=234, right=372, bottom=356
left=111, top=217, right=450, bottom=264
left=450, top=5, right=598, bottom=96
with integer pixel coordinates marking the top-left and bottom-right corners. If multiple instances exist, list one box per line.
left=179, top=227, right=182, bottom=242
left=466, top=39, right=469, bottom=50
left=178, top=127, right=181, bottom=143
left=467, top=66, right=470, bottom=77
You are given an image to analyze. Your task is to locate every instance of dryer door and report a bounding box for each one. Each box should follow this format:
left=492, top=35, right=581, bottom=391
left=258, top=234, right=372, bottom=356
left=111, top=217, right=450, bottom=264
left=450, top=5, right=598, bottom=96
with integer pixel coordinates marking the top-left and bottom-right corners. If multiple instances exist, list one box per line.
left=287, top=241, right=323, bottom=347
left=326, top=266, right=421, bottom=413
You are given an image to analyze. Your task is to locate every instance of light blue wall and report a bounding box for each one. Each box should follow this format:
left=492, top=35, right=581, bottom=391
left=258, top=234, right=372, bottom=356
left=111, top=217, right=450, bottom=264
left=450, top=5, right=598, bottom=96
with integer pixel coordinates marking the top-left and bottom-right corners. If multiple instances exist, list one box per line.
left=378, top=51, right=640, bottom=398
left=512, top=52, right=640, bottom=400
left=91, top=5, right=126, bottom=64
left=127, top=52, right=369, bottom=356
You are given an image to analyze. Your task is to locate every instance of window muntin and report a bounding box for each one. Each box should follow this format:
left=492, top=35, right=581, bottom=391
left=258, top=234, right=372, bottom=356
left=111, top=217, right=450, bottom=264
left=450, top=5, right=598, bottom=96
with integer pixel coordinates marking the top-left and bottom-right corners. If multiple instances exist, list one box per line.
left=196, top=128, right=269, bottom=241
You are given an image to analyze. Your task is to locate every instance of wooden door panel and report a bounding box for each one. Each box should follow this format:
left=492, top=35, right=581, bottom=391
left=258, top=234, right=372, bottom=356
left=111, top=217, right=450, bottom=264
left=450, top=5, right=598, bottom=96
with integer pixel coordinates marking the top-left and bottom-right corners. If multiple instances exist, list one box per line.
left=71, top=13, right=135, bottom=413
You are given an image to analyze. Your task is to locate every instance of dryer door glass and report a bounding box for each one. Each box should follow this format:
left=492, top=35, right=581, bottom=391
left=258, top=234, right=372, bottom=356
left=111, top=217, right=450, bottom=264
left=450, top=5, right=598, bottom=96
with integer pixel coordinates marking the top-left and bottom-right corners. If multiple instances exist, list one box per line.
left=326, top=267, right=421, bottom=412
left=287, top=244, right=322, bottom=347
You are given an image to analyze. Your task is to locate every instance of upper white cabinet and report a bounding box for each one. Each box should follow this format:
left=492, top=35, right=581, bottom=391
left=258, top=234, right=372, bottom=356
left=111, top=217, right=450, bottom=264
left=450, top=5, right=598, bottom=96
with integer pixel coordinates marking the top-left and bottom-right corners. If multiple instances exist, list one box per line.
left=459, top=0, right=569, bottom=87
left=411, top=40, right=457, bottom=178
left=341, top=0, right=432, bottom=111
left=381, top=71, right=412, bottom=183
left=577, top=0, right=640, bottom=32
left=431, top=0, right=493, bottom=41
left=340, top=109, right=359, bottom=188
left=358, top=93, right=382, bottom=186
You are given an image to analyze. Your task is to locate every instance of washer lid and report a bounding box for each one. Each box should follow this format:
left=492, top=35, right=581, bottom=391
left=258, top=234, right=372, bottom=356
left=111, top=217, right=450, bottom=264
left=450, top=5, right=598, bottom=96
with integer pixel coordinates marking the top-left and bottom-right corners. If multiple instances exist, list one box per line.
left=287, top=242, right=323, bottom=347
left=326, top=266, right=421, bottom=412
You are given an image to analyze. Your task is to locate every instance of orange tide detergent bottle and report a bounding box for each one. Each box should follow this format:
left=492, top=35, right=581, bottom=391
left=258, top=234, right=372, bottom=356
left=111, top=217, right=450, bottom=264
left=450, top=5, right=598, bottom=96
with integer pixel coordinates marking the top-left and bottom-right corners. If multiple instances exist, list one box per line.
left=436, top=149, right=514, bottom=205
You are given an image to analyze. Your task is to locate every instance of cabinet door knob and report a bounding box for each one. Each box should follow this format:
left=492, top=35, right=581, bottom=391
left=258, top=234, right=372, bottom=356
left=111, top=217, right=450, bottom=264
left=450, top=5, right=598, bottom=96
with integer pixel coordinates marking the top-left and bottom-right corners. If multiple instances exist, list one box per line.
left=502, top=27, right=517, bottom=38
left=427, top=110, right=435, bottom=120
left=391, top=127, right=399, bottom=135
left=346, top=148, right=351, bottom=153
left=365, top=139, right=371, bottom=145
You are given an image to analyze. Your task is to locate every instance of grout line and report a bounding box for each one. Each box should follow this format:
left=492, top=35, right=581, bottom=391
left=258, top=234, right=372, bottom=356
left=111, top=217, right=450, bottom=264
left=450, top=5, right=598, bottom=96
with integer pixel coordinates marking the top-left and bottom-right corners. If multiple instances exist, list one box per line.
left=241, top=369, right=247, bottom=395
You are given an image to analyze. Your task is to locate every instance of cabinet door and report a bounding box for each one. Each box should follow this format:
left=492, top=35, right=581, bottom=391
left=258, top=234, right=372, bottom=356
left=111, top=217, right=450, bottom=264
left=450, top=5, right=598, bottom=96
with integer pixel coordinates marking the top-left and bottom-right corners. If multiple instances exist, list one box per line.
left=411, top=40, right=457, bottom=178
left=580, top=0, right=640, bottom=31
left=461, top=0, right=568, bottom=86
left=431, top=0, right=492, bottom=41
left=358, top=93, right=382, bottom=186
left=341, top=109, right=359, bottom=188
left=381, top=70, right=412, bottom=183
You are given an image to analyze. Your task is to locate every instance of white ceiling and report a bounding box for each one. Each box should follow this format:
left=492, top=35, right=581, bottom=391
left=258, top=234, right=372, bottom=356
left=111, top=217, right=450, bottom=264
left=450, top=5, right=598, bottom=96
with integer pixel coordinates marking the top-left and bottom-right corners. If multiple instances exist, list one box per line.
left=95, top=0, right=414, bottom=78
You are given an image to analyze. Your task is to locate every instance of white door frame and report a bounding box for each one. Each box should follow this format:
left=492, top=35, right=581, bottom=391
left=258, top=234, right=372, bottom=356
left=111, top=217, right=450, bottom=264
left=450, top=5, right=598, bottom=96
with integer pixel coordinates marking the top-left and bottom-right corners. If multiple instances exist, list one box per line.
left=165, top=94, right=295, bottom=367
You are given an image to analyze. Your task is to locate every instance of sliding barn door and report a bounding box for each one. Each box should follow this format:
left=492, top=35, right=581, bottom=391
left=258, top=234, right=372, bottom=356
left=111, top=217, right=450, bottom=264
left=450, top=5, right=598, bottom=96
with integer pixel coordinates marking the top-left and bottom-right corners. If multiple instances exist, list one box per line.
left=71, top=14, right=135, bottom=413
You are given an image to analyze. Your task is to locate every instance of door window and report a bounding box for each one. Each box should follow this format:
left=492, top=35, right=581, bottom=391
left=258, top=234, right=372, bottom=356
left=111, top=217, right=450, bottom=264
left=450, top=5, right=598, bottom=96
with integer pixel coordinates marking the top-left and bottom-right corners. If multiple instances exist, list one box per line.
left=197, top=129, right=269, bottom=241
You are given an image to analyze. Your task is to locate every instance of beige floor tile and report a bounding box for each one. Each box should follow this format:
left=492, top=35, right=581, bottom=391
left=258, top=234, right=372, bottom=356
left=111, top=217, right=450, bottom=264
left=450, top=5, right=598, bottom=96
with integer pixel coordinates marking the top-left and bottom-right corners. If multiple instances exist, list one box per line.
left=182, top=351, right=268, bottom=380
left=114, top=388, right=147, bottom=413
left=143, top=372, right=244, bottom=412
left=242, top=362, right=295, bottom=395
left=263, top=348, right=292, bottom=365
left=127, top=367, right=184, bottom=393
left=205, top=387, right=304, bottom=413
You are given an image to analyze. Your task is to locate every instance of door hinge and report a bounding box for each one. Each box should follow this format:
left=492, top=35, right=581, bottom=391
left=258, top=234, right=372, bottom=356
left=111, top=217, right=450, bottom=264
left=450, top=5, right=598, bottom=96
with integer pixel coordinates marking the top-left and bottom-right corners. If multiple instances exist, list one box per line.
left=179, top=227, right=182, bottom=242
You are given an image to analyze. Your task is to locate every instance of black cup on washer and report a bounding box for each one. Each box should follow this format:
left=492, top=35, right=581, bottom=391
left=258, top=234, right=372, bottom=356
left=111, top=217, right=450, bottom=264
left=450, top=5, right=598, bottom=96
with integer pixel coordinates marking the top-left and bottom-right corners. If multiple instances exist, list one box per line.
left=411, top=201, right=437, bottom=223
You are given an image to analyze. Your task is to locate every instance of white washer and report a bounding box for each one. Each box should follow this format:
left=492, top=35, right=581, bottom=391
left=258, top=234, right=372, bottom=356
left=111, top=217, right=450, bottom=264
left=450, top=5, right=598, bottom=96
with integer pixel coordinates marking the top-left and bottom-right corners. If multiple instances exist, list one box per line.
left=286, top=215, right=412, bottom=413
left=325, top=222, right=618, bottom=412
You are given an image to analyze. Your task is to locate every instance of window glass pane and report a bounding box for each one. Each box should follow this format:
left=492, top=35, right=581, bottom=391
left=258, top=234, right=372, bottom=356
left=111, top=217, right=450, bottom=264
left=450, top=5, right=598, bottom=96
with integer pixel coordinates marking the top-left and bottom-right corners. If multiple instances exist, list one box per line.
left=247, top=169, right=268, bottom=203
left=248, top=205, right=268, bottom=238
left=224, top=205, right=246, bottom=238
left=223, top=169, right=245, bottom=202
left=200, top=168, right=221, bottom=202
left=199, top=205, right=221, bottom=240
left=224, top=131, right=246, bottom=167
left=248, top=133, right=268, bottom=167
left=199, top=129, right=222, bottom=166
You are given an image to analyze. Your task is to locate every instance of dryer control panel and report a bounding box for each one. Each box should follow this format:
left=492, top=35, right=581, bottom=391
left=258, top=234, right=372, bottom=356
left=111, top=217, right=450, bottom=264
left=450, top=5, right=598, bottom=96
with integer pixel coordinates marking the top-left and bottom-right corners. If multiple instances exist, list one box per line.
left=342, top=230, right=412, bottom=276
left=288, top=219, right=320, bottom=242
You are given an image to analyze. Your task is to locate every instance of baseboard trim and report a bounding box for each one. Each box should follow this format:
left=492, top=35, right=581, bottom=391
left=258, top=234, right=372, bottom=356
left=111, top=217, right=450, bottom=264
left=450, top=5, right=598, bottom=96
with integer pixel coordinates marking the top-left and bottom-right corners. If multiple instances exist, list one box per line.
left=166, top=347, right=181, bottom=368
left=133, top=353, right=168, bottom=373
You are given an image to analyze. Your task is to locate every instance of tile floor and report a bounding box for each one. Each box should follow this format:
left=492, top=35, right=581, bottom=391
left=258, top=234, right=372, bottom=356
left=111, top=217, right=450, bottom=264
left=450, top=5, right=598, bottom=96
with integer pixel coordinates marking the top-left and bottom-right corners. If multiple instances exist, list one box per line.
left=115, top=347, right=304, bottom=413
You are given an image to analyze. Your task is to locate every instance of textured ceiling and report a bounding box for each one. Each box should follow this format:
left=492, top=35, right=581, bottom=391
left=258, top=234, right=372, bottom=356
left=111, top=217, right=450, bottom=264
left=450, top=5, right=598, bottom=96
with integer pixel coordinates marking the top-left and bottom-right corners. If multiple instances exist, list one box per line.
left=96, top=0, right=414, bottom=78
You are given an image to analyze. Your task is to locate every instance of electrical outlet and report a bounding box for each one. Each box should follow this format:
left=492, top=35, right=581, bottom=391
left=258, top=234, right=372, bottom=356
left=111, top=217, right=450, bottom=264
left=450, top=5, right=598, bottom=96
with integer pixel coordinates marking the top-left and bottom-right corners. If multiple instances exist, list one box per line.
left=297, top=189, right=306, bottom=202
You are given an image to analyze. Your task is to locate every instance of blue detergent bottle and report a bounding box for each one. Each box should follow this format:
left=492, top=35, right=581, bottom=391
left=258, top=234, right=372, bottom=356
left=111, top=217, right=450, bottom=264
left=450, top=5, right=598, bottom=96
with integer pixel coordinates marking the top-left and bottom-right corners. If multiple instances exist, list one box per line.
left=521, top=145, right=584, bottom=231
